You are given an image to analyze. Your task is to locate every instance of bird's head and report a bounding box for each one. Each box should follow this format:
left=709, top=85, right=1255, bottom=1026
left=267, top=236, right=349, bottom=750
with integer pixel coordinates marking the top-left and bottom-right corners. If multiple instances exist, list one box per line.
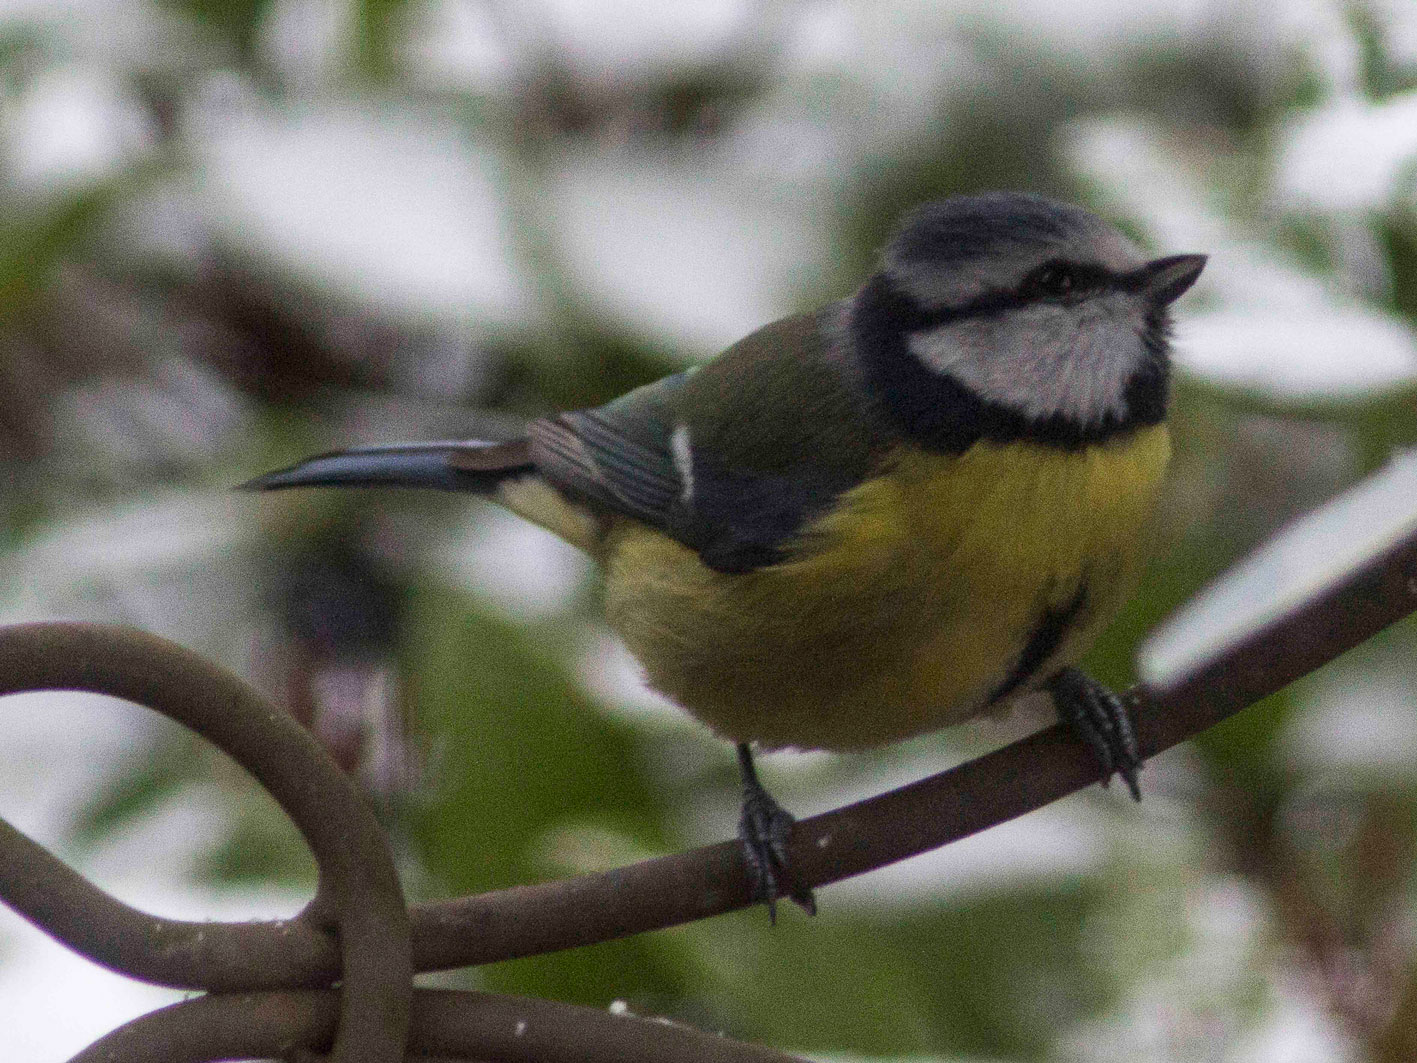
left=852, top=191, right=1206, bottom=449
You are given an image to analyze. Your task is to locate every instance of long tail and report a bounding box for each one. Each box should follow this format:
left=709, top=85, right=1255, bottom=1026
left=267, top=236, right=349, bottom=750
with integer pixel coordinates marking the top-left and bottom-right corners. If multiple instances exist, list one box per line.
left=239, top=438, right=535, bottom=493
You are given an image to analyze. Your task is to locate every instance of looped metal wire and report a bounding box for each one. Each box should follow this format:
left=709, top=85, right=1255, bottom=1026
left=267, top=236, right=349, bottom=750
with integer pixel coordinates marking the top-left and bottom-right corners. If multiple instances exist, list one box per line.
left=0, top=623, right=411, bottom=1063
left=71, top=989, right=804, bottom=1063
left=0, top=622, right=810, bottom=1063
left=3, top=494, right=1417, bottom=1061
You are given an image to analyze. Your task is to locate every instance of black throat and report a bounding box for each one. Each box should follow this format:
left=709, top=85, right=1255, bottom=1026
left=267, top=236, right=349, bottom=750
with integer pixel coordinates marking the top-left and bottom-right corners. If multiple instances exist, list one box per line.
left=851, top=272, right=1170, bottom=454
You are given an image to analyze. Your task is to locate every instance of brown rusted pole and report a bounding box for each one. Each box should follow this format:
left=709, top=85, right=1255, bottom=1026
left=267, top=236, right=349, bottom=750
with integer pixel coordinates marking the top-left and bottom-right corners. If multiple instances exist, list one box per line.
left=0, top=624, right=411, bottom=1063
left=410, top=509, right=1417, bottom=967
left=4, top=511, right=1417, bottom=984
left=0, top=816, right=336, bottom=986
left=70, top=989, right=812, bottom=1063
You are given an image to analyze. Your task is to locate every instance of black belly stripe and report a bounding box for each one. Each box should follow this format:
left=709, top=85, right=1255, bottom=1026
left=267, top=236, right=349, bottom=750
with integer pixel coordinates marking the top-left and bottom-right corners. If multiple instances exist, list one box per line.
left=988, top=583, right=1091, bottom=704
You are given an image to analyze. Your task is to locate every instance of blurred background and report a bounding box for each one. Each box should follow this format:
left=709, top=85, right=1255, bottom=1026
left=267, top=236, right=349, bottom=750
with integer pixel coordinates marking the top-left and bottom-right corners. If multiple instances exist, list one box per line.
left=0, top=0, right=1416, bottom=1059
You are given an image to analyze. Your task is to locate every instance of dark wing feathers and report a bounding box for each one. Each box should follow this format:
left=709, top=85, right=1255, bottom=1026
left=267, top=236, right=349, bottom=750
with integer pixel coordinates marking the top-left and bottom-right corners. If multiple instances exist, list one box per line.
left=525, top=323, right=885, bottom=574
left=524, top=417, right=600, bottom=492
left=569, top=409, right=681, bottom=514
left=247, top=312, right=885, bottom=575
left=527, top=371, right=690, bottom=533
left=688, top=459, right=867, bottom=573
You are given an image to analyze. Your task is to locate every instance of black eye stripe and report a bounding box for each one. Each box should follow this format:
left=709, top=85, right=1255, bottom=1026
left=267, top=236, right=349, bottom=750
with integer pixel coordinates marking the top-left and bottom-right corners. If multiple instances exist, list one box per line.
left=888, top=259, right=1128, bottom=333
left=1022, top=259, right=1115, bottom=299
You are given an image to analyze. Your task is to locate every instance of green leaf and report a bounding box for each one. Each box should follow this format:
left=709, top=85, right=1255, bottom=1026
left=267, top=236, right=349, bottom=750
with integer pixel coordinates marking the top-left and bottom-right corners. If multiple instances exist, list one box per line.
left=404, top=581, right=684, bottom=1003
left=662, top=886, right=1106, bottom=1058
left=159, top=0, right=273, bottom=61
left=350, top=0, right=412, bottom=82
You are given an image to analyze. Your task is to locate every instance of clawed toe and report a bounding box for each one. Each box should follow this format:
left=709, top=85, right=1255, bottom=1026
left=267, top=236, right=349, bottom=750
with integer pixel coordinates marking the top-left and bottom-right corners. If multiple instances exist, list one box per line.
left=1050, top=667, right=1143, bottom=801
left=736, top=744, right=816, bottom=920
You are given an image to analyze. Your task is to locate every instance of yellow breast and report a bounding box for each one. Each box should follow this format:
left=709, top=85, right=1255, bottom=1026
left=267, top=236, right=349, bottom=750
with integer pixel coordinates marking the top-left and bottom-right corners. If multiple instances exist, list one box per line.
left=600, top=425, right=1171, bottom=751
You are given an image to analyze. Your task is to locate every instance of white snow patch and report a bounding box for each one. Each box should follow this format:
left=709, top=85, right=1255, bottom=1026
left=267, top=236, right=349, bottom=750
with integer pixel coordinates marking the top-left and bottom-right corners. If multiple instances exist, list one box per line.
left=1141, top=449, right=1417, bottom=691
left=1276, top=92, right=1417, bottom=213
left=6, top=64, right=154, bottom=193
left=434, top=507, right=592, bottom=620
left=548, top=149, right=826, bottom=355
left=190, top=98, right=534, bottom=328
left=1176, top=308, right=1417, bottom=398
left=1066, top=116, right=1417, bottom=400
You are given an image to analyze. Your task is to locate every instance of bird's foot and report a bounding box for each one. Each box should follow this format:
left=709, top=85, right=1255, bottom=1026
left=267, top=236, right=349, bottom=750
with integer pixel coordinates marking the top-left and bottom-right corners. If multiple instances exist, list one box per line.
left=736, top=744, right=816, bottom=921
left=1049, top=667, right=1142, bottom=801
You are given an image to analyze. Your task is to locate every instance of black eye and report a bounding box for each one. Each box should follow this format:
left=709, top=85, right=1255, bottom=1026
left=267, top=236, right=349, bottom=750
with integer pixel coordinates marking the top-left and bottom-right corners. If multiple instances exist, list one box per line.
left=1026, top=261, right=1080, bottom=298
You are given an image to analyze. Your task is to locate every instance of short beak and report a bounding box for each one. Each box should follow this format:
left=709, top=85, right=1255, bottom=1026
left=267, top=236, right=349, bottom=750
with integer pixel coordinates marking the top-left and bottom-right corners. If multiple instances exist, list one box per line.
left=1139, top=253, right=1207, bottom=305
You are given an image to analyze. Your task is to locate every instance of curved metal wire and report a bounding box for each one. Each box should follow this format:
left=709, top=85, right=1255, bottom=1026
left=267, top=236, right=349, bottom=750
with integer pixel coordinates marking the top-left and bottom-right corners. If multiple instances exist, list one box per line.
left=71, top=989, right=810, bottom=1063
left=1, top=490, right=1416, bottom=1061
left=0, top=622, right=804, bottom=1063
left=0, top=624, right=412, bottom=1063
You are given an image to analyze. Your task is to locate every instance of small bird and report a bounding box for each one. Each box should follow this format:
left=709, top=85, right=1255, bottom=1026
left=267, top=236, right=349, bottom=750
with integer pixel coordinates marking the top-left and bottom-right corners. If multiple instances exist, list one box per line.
left=245, top=192, right=1205, bottom=917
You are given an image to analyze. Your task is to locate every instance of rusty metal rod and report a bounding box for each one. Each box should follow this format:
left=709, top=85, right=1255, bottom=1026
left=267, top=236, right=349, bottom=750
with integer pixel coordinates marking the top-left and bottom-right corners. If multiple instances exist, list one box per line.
left=3, top=514, right=1416, bottom=987
left=70, top=988, right=811, bottom=1063
left=0, top=624, right=412, bottom=1063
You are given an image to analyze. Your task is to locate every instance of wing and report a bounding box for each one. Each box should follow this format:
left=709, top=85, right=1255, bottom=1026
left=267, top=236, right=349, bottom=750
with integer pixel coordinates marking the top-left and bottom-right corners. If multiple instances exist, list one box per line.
left=527, top=372, right=691, bottom=534
left=527, top=311, right=887, bottom=574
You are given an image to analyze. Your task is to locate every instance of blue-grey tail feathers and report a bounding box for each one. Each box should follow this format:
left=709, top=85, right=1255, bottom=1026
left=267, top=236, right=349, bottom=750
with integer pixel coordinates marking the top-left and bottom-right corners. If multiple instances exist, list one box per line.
left=239, top=439, right=534, bottom=494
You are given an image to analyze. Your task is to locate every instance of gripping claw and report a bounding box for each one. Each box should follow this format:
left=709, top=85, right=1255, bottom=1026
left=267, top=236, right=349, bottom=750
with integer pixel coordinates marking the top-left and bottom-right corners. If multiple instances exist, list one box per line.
left=1050, top=668, right=1142, bottom=801
left=735, top=744, right=816, bottom=920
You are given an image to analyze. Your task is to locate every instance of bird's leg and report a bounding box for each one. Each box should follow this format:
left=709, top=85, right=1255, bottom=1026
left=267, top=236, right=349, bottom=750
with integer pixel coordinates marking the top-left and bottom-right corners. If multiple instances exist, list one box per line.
left=736, top=743, right=816, bottom=921
left=1048, top=667, right=1142, bottom=801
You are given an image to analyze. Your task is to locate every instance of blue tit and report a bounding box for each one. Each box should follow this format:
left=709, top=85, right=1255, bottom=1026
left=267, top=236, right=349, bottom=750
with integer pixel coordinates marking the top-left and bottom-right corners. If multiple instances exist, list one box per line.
left=245, top=191, right=1206, bottom=917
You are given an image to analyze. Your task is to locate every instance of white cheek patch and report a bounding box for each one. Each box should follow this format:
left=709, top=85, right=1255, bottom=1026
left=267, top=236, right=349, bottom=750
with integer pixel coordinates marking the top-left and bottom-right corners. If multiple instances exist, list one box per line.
left=907, top=296, right=1146, bottom=426
left=670, top=422, right=695, bottom=505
